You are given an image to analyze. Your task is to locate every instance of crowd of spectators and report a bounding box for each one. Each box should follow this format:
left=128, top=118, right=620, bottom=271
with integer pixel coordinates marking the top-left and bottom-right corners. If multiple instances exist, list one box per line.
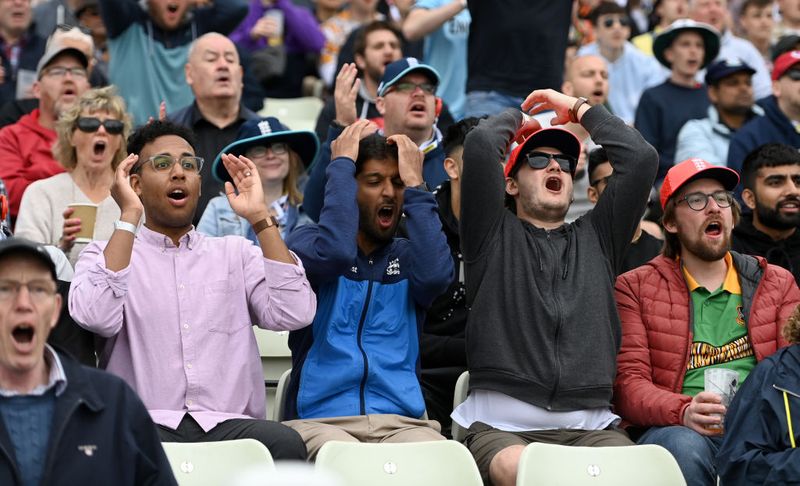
left=1, top=0, right=800, bottom=484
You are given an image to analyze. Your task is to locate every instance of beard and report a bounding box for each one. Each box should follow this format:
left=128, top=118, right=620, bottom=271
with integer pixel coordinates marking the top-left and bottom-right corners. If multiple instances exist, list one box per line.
left=756, top=201, right=800, bottom=231
left=358, top=203, right=396, bottom=248
left=678, top=228, right=731, bottom=262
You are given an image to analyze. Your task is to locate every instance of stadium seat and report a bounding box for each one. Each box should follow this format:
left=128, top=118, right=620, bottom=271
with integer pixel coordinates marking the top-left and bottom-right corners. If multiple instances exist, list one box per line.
left=162, top=439, right=275, bottom=486
left=258, top=97, right=324, bottom=132
left=273, top=367, right=292, bottom=422
left=515, top=443, right=686, bottom=486
left=315, top=440, right=482, bottom=486
left=254, top=328, right=292, bottom=419
left=451, top=370, right=470, bottom=442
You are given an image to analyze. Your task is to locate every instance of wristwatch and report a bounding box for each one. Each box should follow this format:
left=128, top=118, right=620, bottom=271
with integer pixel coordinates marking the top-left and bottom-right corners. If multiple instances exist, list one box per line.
left=252, top=215, right=280, bottom=235
left=114, top=220, right=138, bottom=235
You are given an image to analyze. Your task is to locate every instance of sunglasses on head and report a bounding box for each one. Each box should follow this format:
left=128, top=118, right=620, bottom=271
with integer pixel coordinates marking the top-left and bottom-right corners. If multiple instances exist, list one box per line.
left=56, top=23, right=92, bottom=36
left=602, top=16, right=630, bottom=28
left=521, top=151, right=576, bottom=174
left=76, top=117, right=125, bottom=135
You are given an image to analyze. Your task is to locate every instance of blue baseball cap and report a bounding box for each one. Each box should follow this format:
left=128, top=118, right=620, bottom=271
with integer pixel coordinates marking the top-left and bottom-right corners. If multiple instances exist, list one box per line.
left=377, top=57, right=440, bottom=97
left=212, top=117, right=320, bottom=183
left=705, top=58, right=756, bottom=85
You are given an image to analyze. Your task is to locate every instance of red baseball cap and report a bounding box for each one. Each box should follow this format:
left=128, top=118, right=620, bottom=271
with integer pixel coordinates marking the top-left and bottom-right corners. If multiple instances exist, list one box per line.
left=504, top=126, right=582, bottom=178
left=660, top=158, right=739, bottom=209
left=772, top=50, right=800, bottom=80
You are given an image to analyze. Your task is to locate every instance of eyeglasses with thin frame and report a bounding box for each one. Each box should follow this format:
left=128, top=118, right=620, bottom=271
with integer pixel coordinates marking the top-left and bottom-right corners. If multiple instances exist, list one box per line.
left=0, top=279, right=57, bottom=304
left=521, top=151, right=576, bottom=174
left=246, top=142, right=289, bottom=159
left=677, top=190, right=734, bottom=211
left=134, top=154, right=204, bottom=174
left=76, top=117, right=125, bottom=135
left=601, top=16, right=630, bottom=28
left=42, top=66, right=88, bottom=79
left=388, top=82, right=436, bottom=95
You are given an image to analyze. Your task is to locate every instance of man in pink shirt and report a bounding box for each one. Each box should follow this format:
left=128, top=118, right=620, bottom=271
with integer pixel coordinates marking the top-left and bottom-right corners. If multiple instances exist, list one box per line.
left=69, top=120, right=316, bottom=459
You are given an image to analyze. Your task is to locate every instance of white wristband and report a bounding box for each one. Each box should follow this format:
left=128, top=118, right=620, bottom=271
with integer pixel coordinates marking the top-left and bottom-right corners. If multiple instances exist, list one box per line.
left=114, top=220, right=138, bottom=235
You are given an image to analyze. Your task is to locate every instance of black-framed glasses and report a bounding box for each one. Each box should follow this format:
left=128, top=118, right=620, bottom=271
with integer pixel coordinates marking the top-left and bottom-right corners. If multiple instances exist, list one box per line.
left=76, top=117, right=124, bottom=135
left=389, top=82, right=436, bottom=95
left=246, top=142, right=289, bottom=158
left=602, top=16, right=630, bottom=28
left=524, top=151, right=576, bottom=174
left=135, top=155, right=204, bottom=173
left=677, top=190, right=734, bottom=211
left=590, top=174, right=612, bottom=187
left=0, top=279, right=57, bottom=303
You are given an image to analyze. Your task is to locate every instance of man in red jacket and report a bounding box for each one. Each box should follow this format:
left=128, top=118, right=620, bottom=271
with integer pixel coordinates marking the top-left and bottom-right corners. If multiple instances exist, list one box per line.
left=614, top=157, right=800, bottom=486
left=0, top=34, right=91, bottom=224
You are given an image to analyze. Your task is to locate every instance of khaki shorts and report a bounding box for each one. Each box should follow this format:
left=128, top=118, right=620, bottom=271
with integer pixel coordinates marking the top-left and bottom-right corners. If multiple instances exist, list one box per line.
left=463, top=421, right=633, bottom=483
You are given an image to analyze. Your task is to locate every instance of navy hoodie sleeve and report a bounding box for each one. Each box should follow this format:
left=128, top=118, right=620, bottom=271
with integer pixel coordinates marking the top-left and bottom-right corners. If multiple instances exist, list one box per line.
left=403, top=188, right=454, bottom=308
left=98, top=0, right=145, bottom=38
left=586, top=105, right=659, bottom=275
left=286, top=157, right=358, bottom=284
left=302, top=124, right=343, bottom=222
left=717, top=351, right=800, bottom=485
left=459, top=109, right=521, bottom=262
left=194, top=0, right=249, bottom=36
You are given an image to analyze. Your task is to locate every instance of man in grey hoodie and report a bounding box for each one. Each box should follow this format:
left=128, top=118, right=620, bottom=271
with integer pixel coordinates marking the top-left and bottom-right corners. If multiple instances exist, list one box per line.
left=452, top=89, right=658, bottom=485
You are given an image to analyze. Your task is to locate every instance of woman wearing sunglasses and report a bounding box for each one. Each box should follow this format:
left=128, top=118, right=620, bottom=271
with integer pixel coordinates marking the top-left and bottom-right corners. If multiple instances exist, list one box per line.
left=198, top=117, right=319, bottom=242
left=15, top=86, right=131, bottom=265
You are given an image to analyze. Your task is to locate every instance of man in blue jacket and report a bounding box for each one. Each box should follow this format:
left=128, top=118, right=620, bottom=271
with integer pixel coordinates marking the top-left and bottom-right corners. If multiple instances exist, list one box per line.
left=727, top=50, right=800, bottom=178
left=285, top=120, right=453, bottom=459
left=717, top=304, right=800, bottom=485
left=0, top=238, right=175, bottom=485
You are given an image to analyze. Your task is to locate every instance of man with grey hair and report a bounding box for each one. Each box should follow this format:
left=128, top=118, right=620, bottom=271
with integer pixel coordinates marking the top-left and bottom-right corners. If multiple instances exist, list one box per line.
left=169, top=32, right=259, bottom=223
left=0, top=0, right=46, bottom=106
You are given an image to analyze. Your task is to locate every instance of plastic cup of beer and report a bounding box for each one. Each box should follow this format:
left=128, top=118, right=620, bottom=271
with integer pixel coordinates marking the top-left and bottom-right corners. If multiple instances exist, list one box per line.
left=704, top=368, right=739, bottom=431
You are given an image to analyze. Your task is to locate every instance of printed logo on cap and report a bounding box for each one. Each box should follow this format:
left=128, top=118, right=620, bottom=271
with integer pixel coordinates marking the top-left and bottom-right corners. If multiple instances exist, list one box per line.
left=257, top=120, right=273, bottom=135
left=793, top=51, right=800, bottom=60
left=691, top=158, right=707, bottom=171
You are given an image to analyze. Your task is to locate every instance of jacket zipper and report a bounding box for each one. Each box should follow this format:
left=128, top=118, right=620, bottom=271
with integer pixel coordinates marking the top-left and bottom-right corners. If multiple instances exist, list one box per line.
left=40, top=399, right=83, bottom=485
left=546, top=232, right=563, bottom=410
left=356, top=259, right=375, bottom=415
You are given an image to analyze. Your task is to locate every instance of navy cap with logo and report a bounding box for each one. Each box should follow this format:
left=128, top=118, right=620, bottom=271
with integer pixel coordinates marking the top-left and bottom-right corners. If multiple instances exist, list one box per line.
left=377, top=57, right=440, bottom=97
left=704, top=58, right=756, bottom=85
left=0, top=238, right=57, bottom=281
left=212, top=117, right=320, bottom=183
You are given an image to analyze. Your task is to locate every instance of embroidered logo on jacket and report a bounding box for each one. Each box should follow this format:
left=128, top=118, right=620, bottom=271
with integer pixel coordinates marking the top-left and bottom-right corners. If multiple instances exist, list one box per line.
left=386, top=258, right=400, bottom=276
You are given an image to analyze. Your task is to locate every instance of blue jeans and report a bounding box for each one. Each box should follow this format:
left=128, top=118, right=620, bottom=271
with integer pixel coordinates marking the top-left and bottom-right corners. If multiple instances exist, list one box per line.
left=638, top=425, right=723, bottom=486
left=463, top=90, right=525, bottom=118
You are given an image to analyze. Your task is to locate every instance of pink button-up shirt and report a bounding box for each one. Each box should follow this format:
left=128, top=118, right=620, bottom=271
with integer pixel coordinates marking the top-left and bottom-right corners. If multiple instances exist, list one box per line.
left=69, top=226, right=316, bottom=431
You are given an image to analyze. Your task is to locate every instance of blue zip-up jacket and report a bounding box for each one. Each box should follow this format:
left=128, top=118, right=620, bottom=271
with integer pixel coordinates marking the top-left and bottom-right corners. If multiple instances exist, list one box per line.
left=302, top=125, right=448, bottom=222
left=285, top=157, right=453, bottom=420
left=728, top=95, right=800, bottom=176
left=717, top=345, right=800, bottom=485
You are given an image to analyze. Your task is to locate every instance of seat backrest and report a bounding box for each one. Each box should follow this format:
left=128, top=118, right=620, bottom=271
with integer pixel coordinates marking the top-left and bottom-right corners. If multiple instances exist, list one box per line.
left=273, top=367, right=293, bottom=422
left=451, top=370, right=470, bottom=442
left=254, top=329, right=292, bottom=419
left=515, top=443, right=686, bottom=486
left=315, top=440, right=482, bottom=486
left=162, top=439, right=275, bottom=486
left=258, top=97, right=324, bottom=132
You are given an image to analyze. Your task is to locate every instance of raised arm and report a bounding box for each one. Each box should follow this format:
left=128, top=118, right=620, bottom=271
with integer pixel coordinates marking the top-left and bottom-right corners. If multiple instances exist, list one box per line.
left=97, top=0, right=145, bottom=38
left=402, top=0, right=467, bottom=41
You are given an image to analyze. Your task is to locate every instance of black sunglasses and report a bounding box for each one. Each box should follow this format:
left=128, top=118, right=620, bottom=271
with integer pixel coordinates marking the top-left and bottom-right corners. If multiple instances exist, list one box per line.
left=602, top=16, right=630, bottom=28
left=56, top=23, right=92, bottom=36
left=76, top=117, right=125, bottom=135
left=523, top=151, right=576, bottom=174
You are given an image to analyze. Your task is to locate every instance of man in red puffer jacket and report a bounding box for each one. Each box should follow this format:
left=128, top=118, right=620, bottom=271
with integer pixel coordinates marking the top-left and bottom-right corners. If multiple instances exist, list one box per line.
left=614, top=157, right=800, bottom=486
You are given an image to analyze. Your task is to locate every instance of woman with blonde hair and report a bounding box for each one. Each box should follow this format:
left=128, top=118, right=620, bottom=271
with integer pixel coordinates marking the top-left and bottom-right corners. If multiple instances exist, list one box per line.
left=199, top=117, right=318, bottom=241
left=15, top=86, right=132, bottom=265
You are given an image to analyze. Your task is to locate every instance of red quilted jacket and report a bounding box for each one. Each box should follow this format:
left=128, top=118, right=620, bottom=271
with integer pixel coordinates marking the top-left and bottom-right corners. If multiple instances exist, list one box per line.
left=613, top=252, right=800, bottom=427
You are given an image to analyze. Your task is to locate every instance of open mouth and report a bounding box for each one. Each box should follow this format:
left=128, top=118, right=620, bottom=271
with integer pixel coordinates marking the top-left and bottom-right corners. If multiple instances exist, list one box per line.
left=93, top=140, right=106, bottom=157
left=704, top=221, right=722, bottom=237
left=63, top=88, right=76, bottom=97
left=12, top=324, right=34, bottom=346
left=779, top=199, right=800, bottom=212
left=409, top=102, right=426, bottom=113
left=167, top=188, right=188, bottom=206
left=216, top=73, right=231, bottom=84
left=545, top=176, right=562, bottom=192
left=377, top=205, right=395, bottom=228
left=167, top=3, right=179, bottom=13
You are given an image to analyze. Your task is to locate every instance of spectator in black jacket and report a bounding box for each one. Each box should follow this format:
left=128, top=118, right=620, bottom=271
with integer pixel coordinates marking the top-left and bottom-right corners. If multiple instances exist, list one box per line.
left=0, top=0, right=46, bottom=106
left=733, top=143, right=800, bottom=285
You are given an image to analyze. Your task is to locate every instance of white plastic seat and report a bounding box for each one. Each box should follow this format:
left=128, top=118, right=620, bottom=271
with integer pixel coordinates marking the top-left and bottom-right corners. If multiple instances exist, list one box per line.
left=315, top=440, right=482, bottom=486
left=258, top=96, right=324, bottom=132
left=515, top=443, right=686, bottom=486
left=254, top=328, right=292, bottom=419
left=451, top=370, right=470, bottom=442
left=162, top=439, right=275, bottom=486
